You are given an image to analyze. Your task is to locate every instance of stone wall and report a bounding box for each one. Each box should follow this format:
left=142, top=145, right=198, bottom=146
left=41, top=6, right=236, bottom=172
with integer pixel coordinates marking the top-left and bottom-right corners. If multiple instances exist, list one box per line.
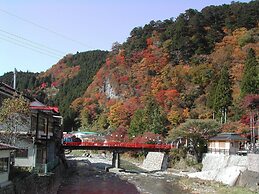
left=248, top=154, right=259, bottom=172
left=189, top=153, right=248, bottom=186
left=0, top=183, right=14, bottom=194
left=202, top=153, right=248, bottom=171
left=236, top=170, right=259, bottom=192
left=13, top=164, right=64, bottom=194
left=141, top=152, right=168, bottom=171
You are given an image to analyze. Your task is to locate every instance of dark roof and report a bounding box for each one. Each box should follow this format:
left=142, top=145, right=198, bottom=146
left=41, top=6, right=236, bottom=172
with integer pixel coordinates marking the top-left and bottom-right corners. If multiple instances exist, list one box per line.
left=0, top=143, right=17, bottom=150
left=209, top=133, right=248, bottom=142
left=0, top=82, right=33, bottom=101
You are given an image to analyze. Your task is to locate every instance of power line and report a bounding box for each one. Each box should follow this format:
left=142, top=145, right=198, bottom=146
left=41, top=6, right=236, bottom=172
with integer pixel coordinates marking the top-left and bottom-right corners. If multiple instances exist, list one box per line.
left=0, top=36, right=61, bottom=59
left=0, top=8, right=94, bottom=49
left=0, top=28, right=65, bottom=56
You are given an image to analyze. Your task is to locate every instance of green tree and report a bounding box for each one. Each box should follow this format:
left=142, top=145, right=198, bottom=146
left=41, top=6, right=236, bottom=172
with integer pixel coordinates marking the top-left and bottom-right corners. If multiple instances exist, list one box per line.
left=0, top=95, right=30, bottom=145
left=240, top=48, right=259, bottom=97
left=144, top=98, right=169, bottom=137
left=129, top=98, right=169, bottom=137
left=169, top=119, right=220, bottom=162
left=129, top=109, right=147, bottom=137
left=213, top=65, right=232, bottom=123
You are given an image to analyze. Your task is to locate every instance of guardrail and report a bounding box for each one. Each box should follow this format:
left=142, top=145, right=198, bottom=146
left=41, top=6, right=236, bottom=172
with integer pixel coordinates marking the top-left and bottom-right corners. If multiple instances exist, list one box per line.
left=63, top=141, right=174, bottom=150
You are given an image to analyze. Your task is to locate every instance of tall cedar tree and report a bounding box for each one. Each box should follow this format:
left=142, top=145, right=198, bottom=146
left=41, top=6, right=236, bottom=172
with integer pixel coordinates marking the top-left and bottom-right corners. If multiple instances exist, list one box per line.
left=129, top=99, right=169, bottom=137
left=144, top=98, right=169, bottom=137
left=213, top=65, right=232, bottom=122
left=129, top=109, right=147, bottom=137
left=240, top=48, right=259, bottom=97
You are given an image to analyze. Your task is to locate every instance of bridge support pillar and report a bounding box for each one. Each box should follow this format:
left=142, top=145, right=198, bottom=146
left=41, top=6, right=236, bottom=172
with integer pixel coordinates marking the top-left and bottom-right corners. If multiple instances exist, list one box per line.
left=112, top=151, right=120, bottom=168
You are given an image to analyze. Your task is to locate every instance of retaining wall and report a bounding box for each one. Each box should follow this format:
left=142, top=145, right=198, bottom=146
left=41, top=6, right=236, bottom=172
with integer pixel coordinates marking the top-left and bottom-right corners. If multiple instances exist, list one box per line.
left=189, top=153, right=248, bottom=186
left=248, top=154, right=259, bottom=172
left=141, top=152, right=168, bottom=171
left=13, top=164, right=64, bottom=194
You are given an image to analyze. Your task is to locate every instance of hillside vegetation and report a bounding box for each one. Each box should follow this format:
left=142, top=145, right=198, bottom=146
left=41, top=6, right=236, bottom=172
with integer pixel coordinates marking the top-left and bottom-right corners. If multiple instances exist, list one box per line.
left=0, top=1, right=258, bottom=141
left=71, top=1, right=258, bottom=141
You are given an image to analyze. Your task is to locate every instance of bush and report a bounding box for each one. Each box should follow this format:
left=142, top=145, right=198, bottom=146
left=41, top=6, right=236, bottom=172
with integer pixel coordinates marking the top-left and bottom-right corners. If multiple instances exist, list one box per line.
left=168, top=148, right=187, bottom=166
left=238, top=32, right=254, bottom=47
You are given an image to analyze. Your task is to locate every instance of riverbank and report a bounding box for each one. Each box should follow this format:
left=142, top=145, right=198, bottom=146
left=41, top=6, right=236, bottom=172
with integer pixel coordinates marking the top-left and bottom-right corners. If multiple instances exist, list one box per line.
left=60, top=151, right=256, bottom=194
left=60, top=152, right=188, bottom=194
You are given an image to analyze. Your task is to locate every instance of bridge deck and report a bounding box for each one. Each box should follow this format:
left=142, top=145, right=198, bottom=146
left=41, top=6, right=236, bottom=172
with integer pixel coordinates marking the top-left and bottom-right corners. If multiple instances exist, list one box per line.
left=63, top=142, right=173, bottom=152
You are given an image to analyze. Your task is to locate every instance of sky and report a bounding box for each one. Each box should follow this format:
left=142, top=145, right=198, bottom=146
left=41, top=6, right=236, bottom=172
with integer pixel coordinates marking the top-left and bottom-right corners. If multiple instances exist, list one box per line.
left=0, top=0, right=251, bottom=76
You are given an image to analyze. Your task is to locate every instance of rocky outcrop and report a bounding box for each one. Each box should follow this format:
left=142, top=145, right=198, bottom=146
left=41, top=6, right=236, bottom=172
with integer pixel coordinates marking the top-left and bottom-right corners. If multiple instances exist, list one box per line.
left=103, top=79, right=119, bottom=99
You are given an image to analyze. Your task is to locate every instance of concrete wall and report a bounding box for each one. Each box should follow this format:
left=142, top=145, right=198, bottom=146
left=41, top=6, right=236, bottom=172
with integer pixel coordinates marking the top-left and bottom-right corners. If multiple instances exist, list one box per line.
left=0, top=150, right=11, bottom=185
left=189, top=153, right=248, bottom=186
left=14, top=140, right=35, bottom=168
left=248, top=154, right=259, bottom=172
left=202, top=153, right=248, bottom=171
left=141, top=152, right=168, bottom=171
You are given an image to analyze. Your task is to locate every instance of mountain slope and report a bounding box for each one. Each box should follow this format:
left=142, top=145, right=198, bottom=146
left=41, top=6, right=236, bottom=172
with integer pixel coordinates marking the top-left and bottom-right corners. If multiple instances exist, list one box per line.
left=71, top=1, right=258, bottom=138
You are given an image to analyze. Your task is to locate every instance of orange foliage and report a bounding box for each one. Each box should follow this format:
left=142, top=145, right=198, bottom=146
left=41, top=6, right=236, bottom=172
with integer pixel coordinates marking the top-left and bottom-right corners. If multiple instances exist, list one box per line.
left=155, top=89, right=179, bottom=111
left=108, top=98, right=141, bottom=128
left=221, top=121, right=249, bottom=134
left=39, top=57, right=80, bottom=87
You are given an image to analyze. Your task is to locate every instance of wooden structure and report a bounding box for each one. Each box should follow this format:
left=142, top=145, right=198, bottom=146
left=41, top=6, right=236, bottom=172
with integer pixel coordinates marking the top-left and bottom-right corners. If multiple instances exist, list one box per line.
left=208, top=133, right=248, bottom=155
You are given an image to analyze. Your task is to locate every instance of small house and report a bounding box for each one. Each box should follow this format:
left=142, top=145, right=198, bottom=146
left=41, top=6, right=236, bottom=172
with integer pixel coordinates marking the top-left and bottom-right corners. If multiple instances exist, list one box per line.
left=0, top=143, right=16, bottom=187
left=208, top=133, right=248, bottom=155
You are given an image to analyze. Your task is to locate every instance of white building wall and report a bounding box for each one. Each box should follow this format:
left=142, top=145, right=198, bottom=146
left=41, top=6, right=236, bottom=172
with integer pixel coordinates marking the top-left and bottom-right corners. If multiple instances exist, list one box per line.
left=225, top=142, right=230, bottom=149
left=0, top=150, right=11, bottom=184
left=14, top=140, right=36, bottom=167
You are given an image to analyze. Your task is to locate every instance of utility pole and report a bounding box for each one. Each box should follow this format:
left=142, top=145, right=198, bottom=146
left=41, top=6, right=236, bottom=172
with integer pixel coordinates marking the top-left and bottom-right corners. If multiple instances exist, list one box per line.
left=13, top=68, right=17, bottom=90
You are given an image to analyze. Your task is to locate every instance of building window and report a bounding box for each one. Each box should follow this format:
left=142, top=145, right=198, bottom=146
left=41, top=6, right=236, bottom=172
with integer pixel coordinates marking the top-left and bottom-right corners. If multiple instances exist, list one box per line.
left=0, top=158, right=8, bottom=173
left=16, top=148, right=29, bottom=158
left=31, top=115, right=37, bottom=131
left=39, top=117, right=47, bottom=133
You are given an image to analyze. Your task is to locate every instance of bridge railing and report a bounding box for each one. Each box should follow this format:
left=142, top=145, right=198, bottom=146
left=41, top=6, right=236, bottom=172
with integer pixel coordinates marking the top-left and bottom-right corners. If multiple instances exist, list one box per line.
left=63, top=141, right=174, bottom=150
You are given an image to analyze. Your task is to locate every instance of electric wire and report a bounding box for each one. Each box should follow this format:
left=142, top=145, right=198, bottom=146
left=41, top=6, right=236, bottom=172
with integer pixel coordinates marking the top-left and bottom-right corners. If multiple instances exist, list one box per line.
left=0, top=36, right=60, bottom=59
left=0, top=8, right=94, bottom=49
left=0, top=29, right=64, bottom=57
left=0, top=34, right=61, bottom=58
left=0, top=29, right=65, bottom=55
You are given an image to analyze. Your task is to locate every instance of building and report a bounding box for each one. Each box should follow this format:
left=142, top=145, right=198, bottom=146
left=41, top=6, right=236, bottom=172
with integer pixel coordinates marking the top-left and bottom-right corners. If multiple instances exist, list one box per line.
left=0, top=82, right=63, bottom=173
left=26, top=100, right=63, bottom=172
left=208, top=133, right=248, bottom=155
left=0, top=143, right=16, bottom=187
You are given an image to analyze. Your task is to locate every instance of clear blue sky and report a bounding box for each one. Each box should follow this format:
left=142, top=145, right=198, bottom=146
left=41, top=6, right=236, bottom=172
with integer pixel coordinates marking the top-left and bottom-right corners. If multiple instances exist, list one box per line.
left=0, top=0, right=251, bottom=76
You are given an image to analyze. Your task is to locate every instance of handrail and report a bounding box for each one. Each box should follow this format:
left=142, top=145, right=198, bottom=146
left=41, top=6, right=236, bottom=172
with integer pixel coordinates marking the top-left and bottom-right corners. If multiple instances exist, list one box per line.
left=63, top=141, right=174, bottom=150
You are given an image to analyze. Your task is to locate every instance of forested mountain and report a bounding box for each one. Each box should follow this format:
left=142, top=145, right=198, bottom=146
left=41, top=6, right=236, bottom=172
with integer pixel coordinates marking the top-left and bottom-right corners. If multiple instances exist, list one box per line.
left=0, top=50, right=108, bottom=130
left=71, top=1, right=259, bottom=140
left=53, top=51, right=108, bottom=129
left=0, top=1, right=258, bottom=139
left=0, top=71, right=39, bottom=92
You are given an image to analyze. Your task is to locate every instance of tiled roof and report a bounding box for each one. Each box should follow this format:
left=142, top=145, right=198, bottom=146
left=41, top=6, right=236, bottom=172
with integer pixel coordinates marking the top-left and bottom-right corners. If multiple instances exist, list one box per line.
left=0, top=143, right=17, bottom=150
left=30, top=100, right=59, bottom=113
left=209, top=133, right=248, bottom=141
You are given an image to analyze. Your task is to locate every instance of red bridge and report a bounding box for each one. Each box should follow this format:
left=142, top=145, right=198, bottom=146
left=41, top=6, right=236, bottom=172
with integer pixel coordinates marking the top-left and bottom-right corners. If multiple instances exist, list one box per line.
left=63, top=141, right=174, bottom=170
left=63, top=141, right=173, bottom=152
